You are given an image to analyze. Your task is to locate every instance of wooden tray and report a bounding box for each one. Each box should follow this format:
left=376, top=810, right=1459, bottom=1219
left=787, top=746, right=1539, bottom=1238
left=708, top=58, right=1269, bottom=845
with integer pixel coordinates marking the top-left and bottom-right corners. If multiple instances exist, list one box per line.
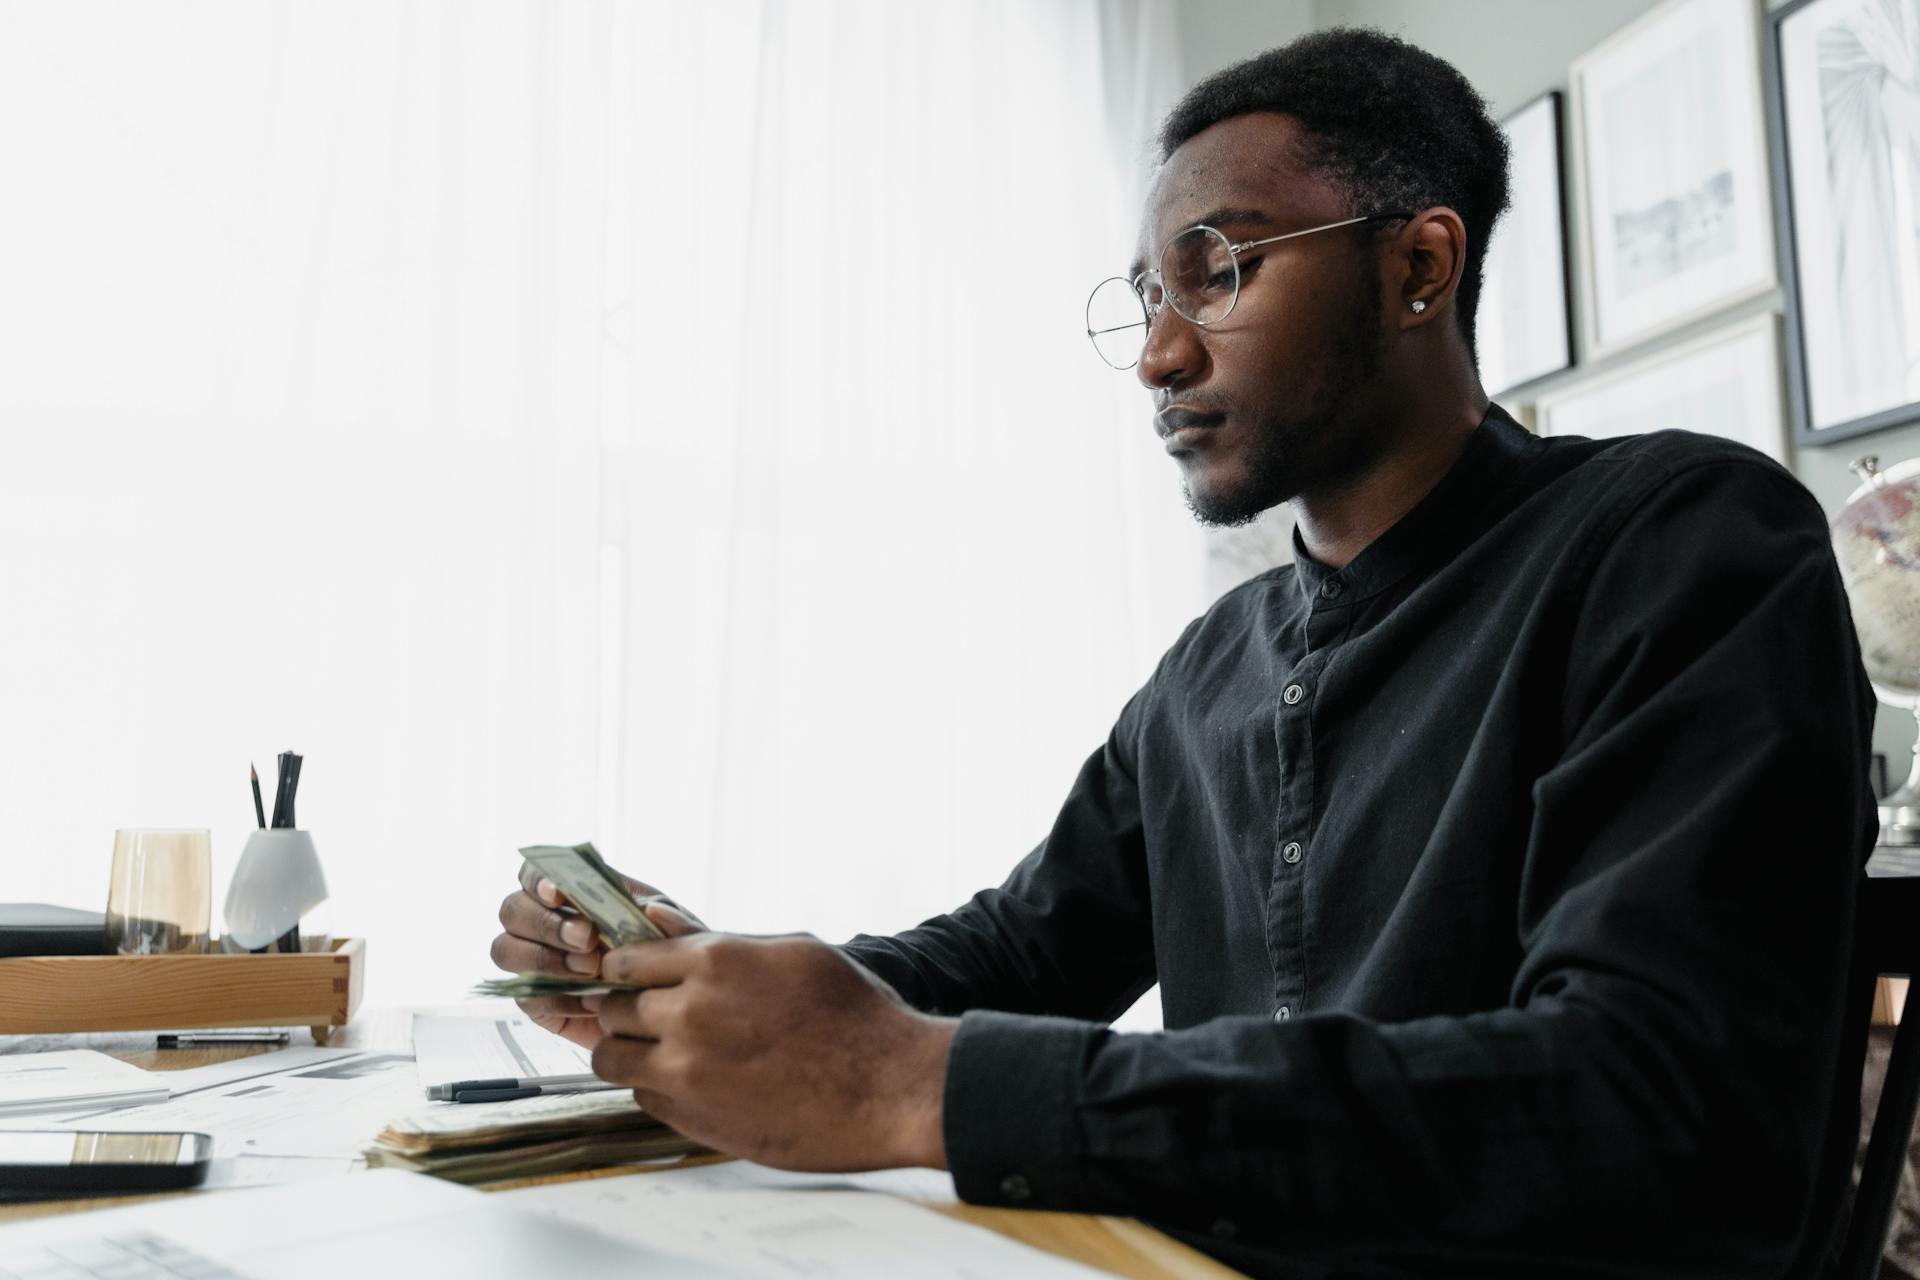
left=0, top=938, right=364, bottom=1043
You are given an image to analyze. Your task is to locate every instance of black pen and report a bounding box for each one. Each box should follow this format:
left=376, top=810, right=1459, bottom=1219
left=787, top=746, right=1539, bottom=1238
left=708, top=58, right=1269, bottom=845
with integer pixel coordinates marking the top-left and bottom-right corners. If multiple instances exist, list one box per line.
left=272, top=751, right=302, bottom=829
left=452, top=1082, right=624, bottom=1104
left=428, top=1073, right=613, bottom=1102
left=158, top=1032, right=292, bottom=1048
left=284, top=751, right=302, bottom=828
left=453, top=1086, right=541, bottom=1104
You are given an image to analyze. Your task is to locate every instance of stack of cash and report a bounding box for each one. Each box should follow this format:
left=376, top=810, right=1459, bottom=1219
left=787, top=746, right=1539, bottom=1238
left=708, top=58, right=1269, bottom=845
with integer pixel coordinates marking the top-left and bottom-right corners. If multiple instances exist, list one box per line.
left=477, top=843, right=673, bottom=1001
left=366, top=1090, right=704, bottom=1184
left=471, top=973, right=646, bottom=1000
left=518, top=842, right=667, bottom=946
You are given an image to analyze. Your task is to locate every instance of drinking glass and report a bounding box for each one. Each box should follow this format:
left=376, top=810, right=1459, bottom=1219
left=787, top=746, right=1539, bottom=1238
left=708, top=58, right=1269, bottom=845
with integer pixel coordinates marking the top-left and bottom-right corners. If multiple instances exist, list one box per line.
left=105, top=829, right=211, bottom=955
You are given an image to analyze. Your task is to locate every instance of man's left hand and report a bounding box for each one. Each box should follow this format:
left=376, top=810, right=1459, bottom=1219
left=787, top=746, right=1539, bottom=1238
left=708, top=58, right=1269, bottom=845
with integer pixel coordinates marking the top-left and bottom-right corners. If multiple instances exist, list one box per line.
left=589, top=903, right=956, bottom=1172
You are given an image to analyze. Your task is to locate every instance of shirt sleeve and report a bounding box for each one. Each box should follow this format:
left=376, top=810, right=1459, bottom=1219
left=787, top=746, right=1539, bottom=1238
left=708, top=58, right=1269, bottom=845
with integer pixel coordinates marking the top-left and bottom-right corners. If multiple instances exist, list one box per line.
left=936, top=457, right=1880, bottom=1277
left=840, top=675, right=1166, bottom=1023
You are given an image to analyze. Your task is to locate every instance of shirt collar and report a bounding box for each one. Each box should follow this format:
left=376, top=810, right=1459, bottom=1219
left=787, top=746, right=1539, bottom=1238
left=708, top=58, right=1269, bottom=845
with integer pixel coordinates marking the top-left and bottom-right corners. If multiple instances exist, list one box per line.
left=1290, top=402, right=1542, bottom=609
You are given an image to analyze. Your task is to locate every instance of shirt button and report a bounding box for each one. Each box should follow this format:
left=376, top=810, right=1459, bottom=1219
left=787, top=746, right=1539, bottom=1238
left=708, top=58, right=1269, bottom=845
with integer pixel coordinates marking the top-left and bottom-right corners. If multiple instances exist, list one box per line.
left=999, top=1173, right=1032, bottom=1204
left=1282, top=841, right=1302, bottom=863
left=1273, top=1005, right=1291, bottom=1021
left=1282, top=683, right=1304, bottom=705
left=1319, top=579, right=1343, bottom=599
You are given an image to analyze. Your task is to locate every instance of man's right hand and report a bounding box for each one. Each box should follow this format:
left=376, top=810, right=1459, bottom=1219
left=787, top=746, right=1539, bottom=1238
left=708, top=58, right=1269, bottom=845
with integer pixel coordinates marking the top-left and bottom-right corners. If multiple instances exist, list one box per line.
left=491, top=861, right=688, bottom=1049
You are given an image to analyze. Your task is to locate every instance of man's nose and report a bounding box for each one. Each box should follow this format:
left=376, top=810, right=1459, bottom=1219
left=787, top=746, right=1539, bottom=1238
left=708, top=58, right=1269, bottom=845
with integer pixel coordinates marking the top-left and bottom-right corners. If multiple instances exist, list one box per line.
left=1136, top=306, right=1206, bottom=391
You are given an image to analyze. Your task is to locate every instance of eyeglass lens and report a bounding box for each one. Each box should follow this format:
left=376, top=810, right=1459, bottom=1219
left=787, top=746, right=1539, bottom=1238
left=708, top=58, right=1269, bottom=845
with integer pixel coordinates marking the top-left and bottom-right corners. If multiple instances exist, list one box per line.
left=1084, top=226, right=1241, bottom=370
left=1160, top=226, right=1238, bottom=325
left=1086, top=278, right=1148, bottom=369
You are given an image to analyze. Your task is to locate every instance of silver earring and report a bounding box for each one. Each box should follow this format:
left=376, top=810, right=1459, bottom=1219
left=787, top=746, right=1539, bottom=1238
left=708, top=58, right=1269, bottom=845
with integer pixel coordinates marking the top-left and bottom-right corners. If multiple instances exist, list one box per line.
left=1410, top=300, right=1427, bottom=314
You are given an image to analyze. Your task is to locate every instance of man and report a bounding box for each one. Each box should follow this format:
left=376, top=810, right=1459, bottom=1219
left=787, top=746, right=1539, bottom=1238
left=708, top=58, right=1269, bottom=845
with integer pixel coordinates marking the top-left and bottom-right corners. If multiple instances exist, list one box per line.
left=492, top=29, right=1877, bottom=1278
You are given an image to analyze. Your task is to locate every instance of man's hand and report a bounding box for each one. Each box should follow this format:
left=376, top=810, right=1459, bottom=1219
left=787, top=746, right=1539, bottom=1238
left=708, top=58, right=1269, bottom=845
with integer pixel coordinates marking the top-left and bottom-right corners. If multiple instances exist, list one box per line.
left=590, top=903, right=956, bottom=1172
left=490, top=861, right=691, bottom=1050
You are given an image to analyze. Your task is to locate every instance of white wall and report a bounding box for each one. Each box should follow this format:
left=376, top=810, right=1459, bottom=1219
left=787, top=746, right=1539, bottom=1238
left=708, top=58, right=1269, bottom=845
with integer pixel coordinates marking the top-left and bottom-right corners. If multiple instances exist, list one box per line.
left=1309, top=0, right=1664, bottom=115
left=1176, top=0, right=1314, bottom=92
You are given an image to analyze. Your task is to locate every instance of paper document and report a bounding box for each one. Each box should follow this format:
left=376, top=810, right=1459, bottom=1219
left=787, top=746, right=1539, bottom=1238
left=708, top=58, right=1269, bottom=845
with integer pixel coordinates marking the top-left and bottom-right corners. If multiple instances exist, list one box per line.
left=0, top=1049, right=168, bottom=1116
left=33, top=1048, right=423, bottom=1159
left=0, top=1170, right=744, bottom=1279
left=153, top=1044, right=360, bottom=1094
left=506, top=1165, right=1107, bottom=1278
left=412, top=1012, right=592, bottom=1095
left=200, top=1153, right=363, bottom=1190
left=380, top=1087, right=648, bottom=1144
left=609, top=1158, right=959, bottom=1204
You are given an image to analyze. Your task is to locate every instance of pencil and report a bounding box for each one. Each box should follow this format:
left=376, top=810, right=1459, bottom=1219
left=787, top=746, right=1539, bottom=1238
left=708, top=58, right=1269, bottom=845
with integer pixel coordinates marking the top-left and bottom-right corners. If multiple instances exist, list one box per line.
left=250, top=763, right=267, bottom=829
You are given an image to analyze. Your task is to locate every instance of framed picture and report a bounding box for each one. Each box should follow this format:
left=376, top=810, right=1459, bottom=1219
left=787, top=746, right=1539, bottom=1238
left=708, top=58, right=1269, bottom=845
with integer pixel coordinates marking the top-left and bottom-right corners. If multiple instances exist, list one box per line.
left=1477, top=92, right=1574, bottom=397
left=1767, top=0, right=1920, bottom=446
left=1570, top=0, right=1776, bottom=358
left=1534, top=312, right=1787, bottom=463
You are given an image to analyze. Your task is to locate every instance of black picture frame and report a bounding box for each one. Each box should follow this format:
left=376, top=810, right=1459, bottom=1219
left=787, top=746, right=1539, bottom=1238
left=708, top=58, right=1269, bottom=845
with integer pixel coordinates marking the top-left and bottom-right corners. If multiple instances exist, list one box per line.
left=1765, top=0, right=1920, bottom=447
left=1478, top=91, right=1576, bottom=398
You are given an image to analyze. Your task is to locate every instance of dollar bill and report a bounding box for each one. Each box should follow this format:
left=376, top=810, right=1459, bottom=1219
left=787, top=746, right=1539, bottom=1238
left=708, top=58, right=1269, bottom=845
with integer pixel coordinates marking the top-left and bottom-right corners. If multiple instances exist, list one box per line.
left=366, top=1128, right=703, bottom=1184
left=369, top=1090, right=704, bottom=1183
left=471, top=973, right=645, bottom=1001
left=519, top=842, right=666, bottom=946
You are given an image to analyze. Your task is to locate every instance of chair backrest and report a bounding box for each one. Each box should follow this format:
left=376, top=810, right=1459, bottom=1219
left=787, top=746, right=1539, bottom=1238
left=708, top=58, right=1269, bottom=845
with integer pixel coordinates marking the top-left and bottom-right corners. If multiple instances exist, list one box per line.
left=1834, top=873, right=1920, bottom=1280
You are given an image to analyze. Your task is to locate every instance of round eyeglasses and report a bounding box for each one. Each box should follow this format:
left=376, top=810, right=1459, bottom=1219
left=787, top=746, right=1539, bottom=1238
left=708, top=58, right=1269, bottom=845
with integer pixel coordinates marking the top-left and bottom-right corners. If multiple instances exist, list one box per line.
left=1085, top=211, right=1413, bottom=370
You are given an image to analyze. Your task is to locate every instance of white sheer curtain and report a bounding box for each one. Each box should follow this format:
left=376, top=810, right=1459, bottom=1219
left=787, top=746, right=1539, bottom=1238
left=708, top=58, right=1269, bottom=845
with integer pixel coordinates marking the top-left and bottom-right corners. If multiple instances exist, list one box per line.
left=0, top=0, right=1200, bottom=1006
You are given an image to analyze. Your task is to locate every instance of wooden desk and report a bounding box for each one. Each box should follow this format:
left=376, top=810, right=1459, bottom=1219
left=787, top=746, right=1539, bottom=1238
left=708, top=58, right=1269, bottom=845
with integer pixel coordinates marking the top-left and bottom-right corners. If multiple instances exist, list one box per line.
left=0, top=1024, right=1242, bottom=1280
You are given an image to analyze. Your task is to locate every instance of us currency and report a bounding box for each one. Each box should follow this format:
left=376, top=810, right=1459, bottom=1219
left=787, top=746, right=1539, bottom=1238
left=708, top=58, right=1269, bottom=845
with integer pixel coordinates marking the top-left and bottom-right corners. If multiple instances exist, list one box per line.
left=471, top=973, right=645, bottom=1001
left=366, top=1128, right=702, bottom=1184
left=369, top=1090, right=702, bottom=1183
left=519, top=842, right=666, bottom=945
left=385, top=1089, right=653, bottom=1149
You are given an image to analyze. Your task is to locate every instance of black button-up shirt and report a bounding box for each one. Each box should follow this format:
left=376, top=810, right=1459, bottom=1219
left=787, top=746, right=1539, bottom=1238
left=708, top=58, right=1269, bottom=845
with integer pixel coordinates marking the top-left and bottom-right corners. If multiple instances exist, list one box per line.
left=843, top=407, right=1879, bottom=1278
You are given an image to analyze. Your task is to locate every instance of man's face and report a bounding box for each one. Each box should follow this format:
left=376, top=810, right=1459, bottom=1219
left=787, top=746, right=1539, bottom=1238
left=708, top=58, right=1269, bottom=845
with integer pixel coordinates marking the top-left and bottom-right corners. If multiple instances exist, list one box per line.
left=1132, top=113, right=1390, bottom=526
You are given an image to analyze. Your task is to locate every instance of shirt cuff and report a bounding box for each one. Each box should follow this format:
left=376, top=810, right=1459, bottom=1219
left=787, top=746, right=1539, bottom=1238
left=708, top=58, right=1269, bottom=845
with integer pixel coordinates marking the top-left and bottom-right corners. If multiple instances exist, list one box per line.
left=943, top=1009, right=1103, bottom=1211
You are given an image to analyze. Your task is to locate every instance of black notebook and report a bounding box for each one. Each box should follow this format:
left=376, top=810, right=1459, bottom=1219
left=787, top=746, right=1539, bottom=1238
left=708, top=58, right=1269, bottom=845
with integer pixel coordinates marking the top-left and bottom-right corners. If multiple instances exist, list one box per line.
left=0, top=904, right=108, bottom=957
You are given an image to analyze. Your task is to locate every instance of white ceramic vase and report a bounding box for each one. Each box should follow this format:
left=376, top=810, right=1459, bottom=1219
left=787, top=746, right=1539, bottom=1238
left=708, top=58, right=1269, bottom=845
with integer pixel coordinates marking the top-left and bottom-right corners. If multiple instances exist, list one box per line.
left=221, top=829, right=331, bottom=953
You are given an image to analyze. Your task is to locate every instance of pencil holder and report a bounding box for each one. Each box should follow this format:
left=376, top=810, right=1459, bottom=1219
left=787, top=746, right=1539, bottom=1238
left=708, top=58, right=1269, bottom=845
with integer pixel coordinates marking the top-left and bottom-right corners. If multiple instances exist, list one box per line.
left=221, top=829, right=332, bottom=954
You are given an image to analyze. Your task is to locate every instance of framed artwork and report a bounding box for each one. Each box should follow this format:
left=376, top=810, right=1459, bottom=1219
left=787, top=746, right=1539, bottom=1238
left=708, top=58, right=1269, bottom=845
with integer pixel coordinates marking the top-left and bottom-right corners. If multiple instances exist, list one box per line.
left=1477, top=92, right=1574, bottom=397
left=1534, top=312, right=1787, bottom=463
left=1767, top=0, right=1920, bottom=446
left=1570, top=0, right=1777, bottom=358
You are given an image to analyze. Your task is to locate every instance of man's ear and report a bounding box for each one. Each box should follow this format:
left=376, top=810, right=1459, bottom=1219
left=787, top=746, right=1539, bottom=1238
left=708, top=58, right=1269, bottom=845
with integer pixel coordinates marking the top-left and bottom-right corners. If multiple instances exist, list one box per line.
left=1395, top=207, right=1467, bottom=327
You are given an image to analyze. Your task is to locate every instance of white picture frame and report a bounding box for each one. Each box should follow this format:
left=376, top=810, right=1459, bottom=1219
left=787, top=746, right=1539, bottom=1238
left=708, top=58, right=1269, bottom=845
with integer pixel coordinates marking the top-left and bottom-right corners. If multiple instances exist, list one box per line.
left=1570, top=0, right=1777, bottom=358
left=1478, top=92, right=1574, bottom=397
left=1534, top=312, right=1787, bottom=463
left=1769, top=0, right=1920, bottom=445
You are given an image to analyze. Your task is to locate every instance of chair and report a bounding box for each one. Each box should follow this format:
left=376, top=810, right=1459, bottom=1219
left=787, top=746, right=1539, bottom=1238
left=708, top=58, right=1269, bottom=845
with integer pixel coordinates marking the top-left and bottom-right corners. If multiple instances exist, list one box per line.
left=1836, top=872, right=1920, bottom=1280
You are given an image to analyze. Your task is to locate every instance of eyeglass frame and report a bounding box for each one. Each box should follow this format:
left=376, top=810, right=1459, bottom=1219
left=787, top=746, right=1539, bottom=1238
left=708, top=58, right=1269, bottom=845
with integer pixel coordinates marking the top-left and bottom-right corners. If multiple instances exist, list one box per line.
left=1085, top=210, right=1416, bottom=370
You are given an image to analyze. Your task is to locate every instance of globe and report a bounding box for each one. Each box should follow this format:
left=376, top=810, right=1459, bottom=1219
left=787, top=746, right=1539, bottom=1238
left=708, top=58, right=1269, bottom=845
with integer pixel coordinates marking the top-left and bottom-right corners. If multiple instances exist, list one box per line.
left=1832, top=455, right=1920, bottom=843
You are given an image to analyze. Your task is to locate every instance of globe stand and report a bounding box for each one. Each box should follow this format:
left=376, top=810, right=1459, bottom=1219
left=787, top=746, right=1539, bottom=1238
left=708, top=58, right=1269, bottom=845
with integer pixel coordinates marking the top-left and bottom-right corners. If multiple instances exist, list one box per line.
left=1881, top=705, right=1920, bottom=846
